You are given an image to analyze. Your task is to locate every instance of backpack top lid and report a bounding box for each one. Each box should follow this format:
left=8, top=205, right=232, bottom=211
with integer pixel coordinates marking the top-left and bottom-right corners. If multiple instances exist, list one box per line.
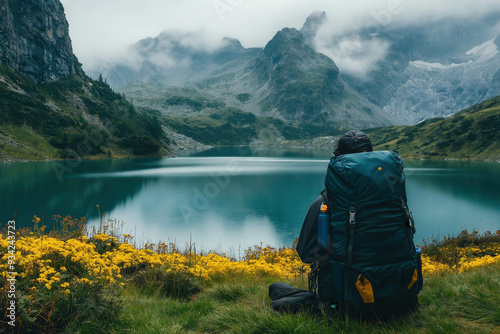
left=326, top=150, right=405, bottom=208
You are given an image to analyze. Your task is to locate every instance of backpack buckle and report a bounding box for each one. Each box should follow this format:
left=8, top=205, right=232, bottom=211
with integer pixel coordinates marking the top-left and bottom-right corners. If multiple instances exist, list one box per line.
left=349, top=204, right=356, bottom=226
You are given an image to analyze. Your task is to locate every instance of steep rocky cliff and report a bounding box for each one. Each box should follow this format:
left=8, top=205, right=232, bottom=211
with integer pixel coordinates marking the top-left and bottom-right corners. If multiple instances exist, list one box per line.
left=0, top=0, right=168, bottom=161
left=0, top=0, right=80, bottom=83
left=256, top=27, right=344, bottom=122
left=383, top=36, right=500, bottom=123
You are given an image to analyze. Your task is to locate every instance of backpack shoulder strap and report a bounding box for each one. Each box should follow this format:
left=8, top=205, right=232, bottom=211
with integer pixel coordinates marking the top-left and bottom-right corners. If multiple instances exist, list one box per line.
left=400, top=198, right=416, bottom=234
left=308, top=189, right=329, bottom=293
left=320, top=189, right=329, bottom=208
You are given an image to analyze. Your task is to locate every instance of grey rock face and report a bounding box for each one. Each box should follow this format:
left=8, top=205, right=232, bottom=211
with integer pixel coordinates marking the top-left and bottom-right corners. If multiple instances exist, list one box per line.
left=255, top=27, right=344, bottom=122
left=383, top=38, right=500, bottom=124
left=300, top=11, right=327, bottom=44
left=329, top=15, right=500, bottom=125
left=0, top=0, right=78, bottom=83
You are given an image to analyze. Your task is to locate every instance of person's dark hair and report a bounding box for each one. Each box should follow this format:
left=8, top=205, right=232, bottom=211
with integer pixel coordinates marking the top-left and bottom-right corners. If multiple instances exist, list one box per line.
left=334, top=130, right=373, bottom=156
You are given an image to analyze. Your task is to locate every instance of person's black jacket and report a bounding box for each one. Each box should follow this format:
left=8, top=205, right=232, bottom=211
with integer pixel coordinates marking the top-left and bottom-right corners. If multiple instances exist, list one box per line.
left=296, top=189, right=330, bottom=264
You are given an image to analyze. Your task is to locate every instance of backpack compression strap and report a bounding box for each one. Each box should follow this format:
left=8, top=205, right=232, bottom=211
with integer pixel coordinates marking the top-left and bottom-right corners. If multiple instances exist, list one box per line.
left=400, top=198, right=416, bottom=234
left=344, top=203, right=356, bottom=305
left=308, top=261, right=319, bottom=293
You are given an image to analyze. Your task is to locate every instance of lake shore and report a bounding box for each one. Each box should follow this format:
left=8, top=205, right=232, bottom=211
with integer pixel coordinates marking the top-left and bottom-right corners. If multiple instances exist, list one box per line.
left=3, top=139, right=499, bottom=163
left=2, top=226, right=499, bottom=333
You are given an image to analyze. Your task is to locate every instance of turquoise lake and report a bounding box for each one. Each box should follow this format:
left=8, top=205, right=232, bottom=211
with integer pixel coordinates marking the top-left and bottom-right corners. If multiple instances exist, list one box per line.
left=1, top=147, right=499, bottom=256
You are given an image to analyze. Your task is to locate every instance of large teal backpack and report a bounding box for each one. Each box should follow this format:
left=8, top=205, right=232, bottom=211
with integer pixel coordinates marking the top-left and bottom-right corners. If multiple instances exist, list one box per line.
left=322, top=150, right=422, bottom=318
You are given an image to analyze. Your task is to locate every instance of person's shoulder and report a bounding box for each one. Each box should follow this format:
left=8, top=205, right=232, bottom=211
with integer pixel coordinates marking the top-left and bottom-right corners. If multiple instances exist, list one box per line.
left=320, top=189, right=328, bottom=202
left=312, top=190, right=326, bottom=206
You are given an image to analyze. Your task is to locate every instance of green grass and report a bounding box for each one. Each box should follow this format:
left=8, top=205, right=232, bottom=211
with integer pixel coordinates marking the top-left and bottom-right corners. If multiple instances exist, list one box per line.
left=163, top=106, right=343, bottom=146
left=0, top=123, right=59, bottom=160
left=365, top=95, right=500, bottom=161
left=0, top=63, right=167, bottom=161
left=114, top=264, right=500, bottom=333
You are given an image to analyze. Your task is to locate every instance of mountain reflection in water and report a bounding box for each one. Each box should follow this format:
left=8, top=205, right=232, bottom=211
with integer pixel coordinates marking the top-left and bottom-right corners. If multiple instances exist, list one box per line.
left=1, top=148, right=499, bottom=254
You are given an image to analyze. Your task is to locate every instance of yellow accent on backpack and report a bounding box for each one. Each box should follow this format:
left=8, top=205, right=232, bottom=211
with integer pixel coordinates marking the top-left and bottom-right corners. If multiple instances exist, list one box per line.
left=356, top=274, right=374, bottom=304
left=408, top=269, right=418, bottom=289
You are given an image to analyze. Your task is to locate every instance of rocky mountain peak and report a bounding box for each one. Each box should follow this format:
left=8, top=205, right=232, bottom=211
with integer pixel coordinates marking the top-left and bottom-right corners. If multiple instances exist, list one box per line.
left=221, top=37, right=245, bottom=52
left=300, top=11, right=326, bottom=42
left=264, top=28, right=304, bottom=57
left=0, top=0, right=80, bottom=83
left=264, top=28, right=325, bottom=65
left=259, top=27, right=344, bottom=121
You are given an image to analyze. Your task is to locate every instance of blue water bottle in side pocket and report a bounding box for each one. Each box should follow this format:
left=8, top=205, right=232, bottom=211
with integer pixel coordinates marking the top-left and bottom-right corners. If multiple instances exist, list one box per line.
left=318, top=203, right=329, bottom=249
left=415, top=246, right=423, bottom=292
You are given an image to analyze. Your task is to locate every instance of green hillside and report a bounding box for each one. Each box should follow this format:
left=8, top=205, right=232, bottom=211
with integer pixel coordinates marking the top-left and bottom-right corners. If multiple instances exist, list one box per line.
left=0, top=64, right=169, bottom=161
left=366, top=95, right=500, bottom=161
left=162, top=107, right=343, bottom=146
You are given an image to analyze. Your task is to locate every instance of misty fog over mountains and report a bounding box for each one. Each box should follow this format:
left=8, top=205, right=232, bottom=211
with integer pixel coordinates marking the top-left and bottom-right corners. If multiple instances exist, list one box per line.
left=88, top=10, right=500, bottom=126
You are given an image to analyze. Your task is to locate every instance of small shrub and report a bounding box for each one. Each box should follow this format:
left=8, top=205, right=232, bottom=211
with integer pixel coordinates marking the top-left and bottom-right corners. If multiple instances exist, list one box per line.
left=90, top=233, right=120, bottom=254
left=0, top=278, right=122, bottom=333
left=131, top=266, right=204, bottom=299
left=117, top=135, right=161, bottom=155
left=236, top=93, right=251, bottom=103
left=420, top=230, right=500, bottom=269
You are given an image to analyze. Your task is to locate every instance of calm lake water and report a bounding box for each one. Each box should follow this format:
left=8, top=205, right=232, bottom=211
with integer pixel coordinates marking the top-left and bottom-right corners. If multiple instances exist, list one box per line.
left=1, top=147, right=499, bottom=255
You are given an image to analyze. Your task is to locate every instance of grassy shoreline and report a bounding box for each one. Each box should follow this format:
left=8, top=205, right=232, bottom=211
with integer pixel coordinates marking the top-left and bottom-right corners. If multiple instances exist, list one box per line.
left=117, top=264, right=500, bottom=334
left=2, top=139, right=500, bottom=164
left=1, top=219, right=499, bottom=333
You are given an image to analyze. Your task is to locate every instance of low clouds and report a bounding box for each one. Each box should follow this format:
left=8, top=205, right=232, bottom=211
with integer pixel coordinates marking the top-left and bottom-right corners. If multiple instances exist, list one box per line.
left=309, top=0, right=500, bottom=78
left=62, top=0, right=500, bottom=75
left=315, top=34, right=391, bottom=79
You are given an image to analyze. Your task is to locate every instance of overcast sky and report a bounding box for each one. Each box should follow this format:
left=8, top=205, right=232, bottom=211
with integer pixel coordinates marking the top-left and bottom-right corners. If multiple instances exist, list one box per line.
left=61, top=0, right=500, bottom=73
